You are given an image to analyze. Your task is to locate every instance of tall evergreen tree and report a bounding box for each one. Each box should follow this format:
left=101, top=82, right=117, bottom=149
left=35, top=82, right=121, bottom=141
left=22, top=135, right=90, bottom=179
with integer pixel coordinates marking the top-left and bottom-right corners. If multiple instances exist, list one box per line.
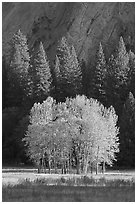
left=55, top=37, right=82, bottom=101
left=114, top=36, right=130, bottom=113
left=128, top=50, right=135, bottom=96
left=118, top=92, right=135, bottom=167
left=106, top=54, right=117, bottom=107
left=10, top=30, right=30, bottom=79
left=80, top=59, right=88, bottom=95
left=115, top=36, right=130, bottom=88
left=106, top=37, right=130, bottom=115
left=32, top=42, right=52, bottom=103
left=2, top=56, right=9, bottom=109
left=69, top=45, right=82, bottom=96
left=8, top=30, right=31, bottom=107
left=90, top=42, right=107, bottom=105
left=54, top=55, right=63, bottom=101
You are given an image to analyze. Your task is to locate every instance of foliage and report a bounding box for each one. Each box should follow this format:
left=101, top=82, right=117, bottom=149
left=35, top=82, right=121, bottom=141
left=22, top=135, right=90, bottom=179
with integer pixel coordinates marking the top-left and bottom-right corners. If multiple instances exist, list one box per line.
left=2, top=31, right=134, bottom=169
left=90, top=42, right=107, bottom=105
left=7, top=30, right=32, bottom=106
left=2, top=56, right=9, bottom=109
left=128, top=50, right=135, bottom=96
left=55, top=37, right=82, bottom=100
left=118, top=92, right=135, bottom=167
left=113, top=36, right=130, bottom=114
left=106, top=54, right=117, bottom=107
left=115, top=37, right=130, bottom=87
left=31, top=42, right=52, bottom=103
left=23, top=95, right=119, bottom=174
left=23, top=97, right=55, bottom=164
left=80, top=59, right=88, bottom=95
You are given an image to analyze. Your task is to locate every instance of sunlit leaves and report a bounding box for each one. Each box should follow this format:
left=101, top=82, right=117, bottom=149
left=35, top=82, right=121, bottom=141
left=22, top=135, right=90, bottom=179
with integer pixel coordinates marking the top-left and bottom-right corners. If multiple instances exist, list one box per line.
left=24, top=95, right=119, bottom=172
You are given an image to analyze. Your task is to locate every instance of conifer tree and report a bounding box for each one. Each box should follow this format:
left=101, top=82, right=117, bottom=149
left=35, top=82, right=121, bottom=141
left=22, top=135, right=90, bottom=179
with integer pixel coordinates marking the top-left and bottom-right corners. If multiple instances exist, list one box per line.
left=113, top=37, right=130, bottom=114
left=56, top=36, right=72, bottom=100
left=8, top=30, right=31, bottom=106
left=10, top=30, right=30, bottom=81
left=106, top=54, right=117, bottom=107
left=80, top=59, right=88, bottom=95
left=91, top=42, right=107, bottom=105
left=55, top=37, right=82, bottom=100
left=2, top=56, right=9, bottom=108
left=54, top=55, right=63, bottom=101
left=128, top=50, right=135, bottom=96
left=69, top=45, right=82, bottom=96
left=119, top=92, right=135, bottom=167
left=32, top=42, right=52, bottom=103
left=115, top=36, right=130, bottom=89
left=106, top=37, right=130, bottom=114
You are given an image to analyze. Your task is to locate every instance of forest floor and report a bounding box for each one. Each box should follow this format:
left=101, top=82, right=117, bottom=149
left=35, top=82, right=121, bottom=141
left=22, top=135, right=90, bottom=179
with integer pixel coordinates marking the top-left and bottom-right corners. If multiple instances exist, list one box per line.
left=2, top=168, right=135, bottom=202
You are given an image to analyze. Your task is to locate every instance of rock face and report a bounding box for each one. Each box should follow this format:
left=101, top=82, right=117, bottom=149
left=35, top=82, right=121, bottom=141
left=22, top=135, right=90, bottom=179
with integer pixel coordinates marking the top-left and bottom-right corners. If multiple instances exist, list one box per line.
left=2, top=2, right=135, bottom=66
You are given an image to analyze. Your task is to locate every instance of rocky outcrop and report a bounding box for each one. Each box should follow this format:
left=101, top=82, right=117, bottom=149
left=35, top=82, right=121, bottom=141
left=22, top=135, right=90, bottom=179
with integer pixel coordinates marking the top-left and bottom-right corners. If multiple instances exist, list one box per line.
left=2, top=2, right=135, bottom=66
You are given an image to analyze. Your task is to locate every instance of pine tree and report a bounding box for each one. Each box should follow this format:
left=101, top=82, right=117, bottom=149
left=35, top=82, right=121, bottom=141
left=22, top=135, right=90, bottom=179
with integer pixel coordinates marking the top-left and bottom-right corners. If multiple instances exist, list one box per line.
left=55, top=37, right=82, bottom=101
left=115, top=36, right=130, bottom=89
left=2, top=56, right=9, bottom=108
left=91, top=42, right=107, bottom=105
left=128, top=50, right=135, bottom=96
left=8, top=30, right=31, bottom=106
left=106, top=37, right=130, bottom=115
left=106, top=54, right=117, bottom=107
left=119, top=92, right=135, bottom=167
left=10, top=30, right=30, bottom=81
left=54, top=55, right=63, bottom=101
left=32, top=42, right=52, bottom=103
left=69, top=45, right=82, bottom=96
left=80, top=59, right=87, bottom=95
left=56, top=36, right=72, bottom=100
left=114, top=36, right=130, bottom=113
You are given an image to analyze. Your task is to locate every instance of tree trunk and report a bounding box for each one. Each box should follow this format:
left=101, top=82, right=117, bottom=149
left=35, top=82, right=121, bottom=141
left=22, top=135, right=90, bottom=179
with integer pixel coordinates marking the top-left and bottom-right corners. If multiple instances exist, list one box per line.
left=83, top=159, right=88, bottom=174
left=64, top=165, right=66, bottom=174
left=44, top=164, right=46, bottom=174
left=48, top=160, right=51, bottom=174
left=38, top=158, right=42, bottom=173
left=43, top=158, right=46, bottom=174
left=66, top=160, right=69, bottom=174
left=69, top=156, right=72, bottom=174
left=96, top=162, right=98, bottom=175
left=61, top=162, right=64, bottom=174
left=90, top=164, right=93, bottom=174
left=103, top=161, right=105, bottom=174
left=54, top=162, right=57, bottom=174
left=96, top=146, right=99, bottom=175
left=76, top=160, right=80, bottom=174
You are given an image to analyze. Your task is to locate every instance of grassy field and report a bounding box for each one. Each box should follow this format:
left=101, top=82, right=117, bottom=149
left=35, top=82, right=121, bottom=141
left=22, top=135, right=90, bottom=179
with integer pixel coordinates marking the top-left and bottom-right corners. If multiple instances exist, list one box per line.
left=3, top=185, right=134, bottom=202
left=2, top=169, right=135, bottom=202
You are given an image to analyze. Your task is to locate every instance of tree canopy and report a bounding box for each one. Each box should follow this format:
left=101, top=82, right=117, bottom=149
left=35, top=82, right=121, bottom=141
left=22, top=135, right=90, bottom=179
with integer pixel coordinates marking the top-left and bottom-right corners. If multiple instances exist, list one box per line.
left=23, top=95, right=119, bottom=174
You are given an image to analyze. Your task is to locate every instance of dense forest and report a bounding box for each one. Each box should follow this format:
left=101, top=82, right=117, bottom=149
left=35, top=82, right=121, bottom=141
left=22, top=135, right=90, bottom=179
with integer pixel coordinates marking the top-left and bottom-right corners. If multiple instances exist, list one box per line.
left=2, top=29, right=135, bottom=169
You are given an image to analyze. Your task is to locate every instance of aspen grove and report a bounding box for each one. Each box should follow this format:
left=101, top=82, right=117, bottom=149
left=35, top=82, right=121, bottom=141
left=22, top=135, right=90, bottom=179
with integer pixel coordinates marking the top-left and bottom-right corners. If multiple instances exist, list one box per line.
left=23, top=95, right=119, bottom=174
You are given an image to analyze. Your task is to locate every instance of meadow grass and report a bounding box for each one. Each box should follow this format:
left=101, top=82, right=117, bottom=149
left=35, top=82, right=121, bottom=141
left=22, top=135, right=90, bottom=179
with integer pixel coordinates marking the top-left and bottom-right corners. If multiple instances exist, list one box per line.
left=27, top=174, right=135, bottom=186
left=2, top=184, right=135, bottom=202
left=2, top=174, right=135, bottom=202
